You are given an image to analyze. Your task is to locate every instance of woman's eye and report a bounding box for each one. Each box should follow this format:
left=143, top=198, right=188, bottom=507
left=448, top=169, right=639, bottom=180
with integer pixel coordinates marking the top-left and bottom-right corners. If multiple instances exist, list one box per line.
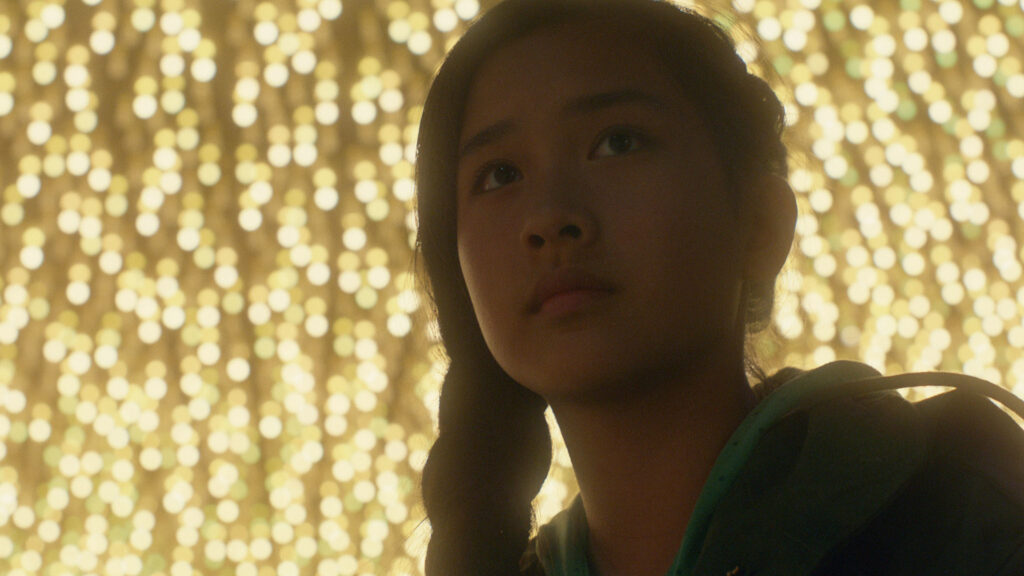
left=591, top=129, right=643, bottom=158
left=478, top=162, right=521, bottom=192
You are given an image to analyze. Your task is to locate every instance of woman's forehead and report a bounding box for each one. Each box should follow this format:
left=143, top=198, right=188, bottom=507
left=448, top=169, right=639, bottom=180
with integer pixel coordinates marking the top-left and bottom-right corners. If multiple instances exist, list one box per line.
left=458, top=21, right=687, bottom=137
left=473, top=20, right=664, bottom=88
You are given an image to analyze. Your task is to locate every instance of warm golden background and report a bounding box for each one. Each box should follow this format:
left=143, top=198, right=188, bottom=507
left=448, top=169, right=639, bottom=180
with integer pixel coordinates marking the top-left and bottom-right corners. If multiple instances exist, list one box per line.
left=0, top=0, right=1022, bottom=574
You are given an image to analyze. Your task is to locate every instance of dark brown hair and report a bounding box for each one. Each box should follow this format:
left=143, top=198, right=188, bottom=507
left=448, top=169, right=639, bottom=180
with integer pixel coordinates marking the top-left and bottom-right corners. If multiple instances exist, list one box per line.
left=415, top=1, right=788, bottom=573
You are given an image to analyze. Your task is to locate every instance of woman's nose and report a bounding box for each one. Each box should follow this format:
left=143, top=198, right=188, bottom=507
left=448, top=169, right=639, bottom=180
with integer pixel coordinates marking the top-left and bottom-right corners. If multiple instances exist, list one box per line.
left=520, top=206, right=596, bottom=250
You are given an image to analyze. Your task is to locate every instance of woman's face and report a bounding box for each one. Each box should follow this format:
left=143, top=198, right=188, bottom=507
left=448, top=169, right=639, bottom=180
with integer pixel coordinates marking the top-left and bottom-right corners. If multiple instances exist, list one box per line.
left=455, top=20, right=752, bottom=403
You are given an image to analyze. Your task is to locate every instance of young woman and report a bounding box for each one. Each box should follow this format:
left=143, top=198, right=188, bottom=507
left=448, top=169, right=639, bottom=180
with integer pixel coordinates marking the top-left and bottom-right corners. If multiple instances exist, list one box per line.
left=414, top=1, right=1024, bottom=574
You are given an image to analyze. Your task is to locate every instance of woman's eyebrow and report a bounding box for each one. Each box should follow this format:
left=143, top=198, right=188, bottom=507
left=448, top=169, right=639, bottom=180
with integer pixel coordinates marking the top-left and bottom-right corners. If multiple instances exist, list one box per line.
left=460, top=120, right=514, bottom=160
left=458, top=89, right=665, bottom=160
left=561, top=89, right=667, bottom=116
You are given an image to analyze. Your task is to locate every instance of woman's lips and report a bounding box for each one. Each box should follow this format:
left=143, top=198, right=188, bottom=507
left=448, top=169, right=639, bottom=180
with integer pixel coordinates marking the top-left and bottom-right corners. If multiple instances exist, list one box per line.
left=536, top=288, right=613, bottom=316
left=527, top=268, right=616, bottom=314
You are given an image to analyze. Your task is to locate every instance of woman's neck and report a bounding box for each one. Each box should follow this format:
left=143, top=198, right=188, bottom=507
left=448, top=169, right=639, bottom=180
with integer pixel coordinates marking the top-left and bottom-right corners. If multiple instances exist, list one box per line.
left=548, top=359, right=757, bottom=576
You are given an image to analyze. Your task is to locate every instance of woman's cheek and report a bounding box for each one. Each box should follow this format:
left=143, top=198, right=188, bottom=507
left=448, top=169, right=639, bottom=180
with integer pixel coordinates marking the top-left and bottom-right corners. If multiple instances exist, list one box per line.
left=458, top=224, right=507, bottom=311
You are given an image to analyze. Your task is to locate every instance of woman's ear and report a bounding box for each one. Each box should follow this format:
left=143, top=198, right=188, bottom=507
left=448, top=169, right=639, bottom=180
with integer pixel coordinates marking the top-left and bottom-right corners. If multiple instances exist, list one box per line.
left=740, top=173, right=797, bottom=283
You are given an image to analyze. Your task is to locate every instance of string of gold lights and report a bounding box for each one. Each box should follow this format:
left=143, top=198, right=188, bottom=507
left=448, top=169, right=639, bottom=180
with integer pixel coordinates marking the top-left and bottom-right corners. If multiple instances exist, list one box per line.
left=0, top=0, right=1022, bottom=574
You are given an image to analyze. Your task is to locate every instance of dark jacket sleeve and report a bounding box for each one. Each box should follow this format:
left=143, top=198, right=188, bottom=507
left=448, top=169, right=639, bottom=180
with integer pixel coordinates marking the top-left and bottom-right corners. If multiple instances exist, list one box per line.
left=812, top=389, right=1024, bottom=576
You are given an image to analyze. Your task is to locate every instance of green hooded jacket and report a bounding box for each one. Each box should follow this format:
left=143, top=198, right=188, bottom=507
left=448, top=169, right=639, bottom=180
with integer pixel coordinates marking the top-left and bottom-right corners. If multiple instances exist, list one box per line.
left=521, top=361, right=1024, bottom=576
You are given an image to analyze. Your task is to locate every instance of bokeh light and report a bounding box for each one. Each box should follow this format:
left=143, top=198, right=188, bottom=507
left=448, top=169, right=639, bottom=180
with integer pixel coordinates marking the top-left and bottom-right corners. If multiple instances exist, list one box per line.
left=1, top=0, right=1023, bottom=574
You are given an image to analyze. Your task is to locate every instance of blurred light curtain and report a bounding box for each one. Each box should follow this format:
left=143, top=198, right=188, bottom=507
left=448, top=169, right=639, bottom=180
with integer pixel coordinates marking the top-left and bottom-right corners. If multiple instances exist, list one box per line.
left=0, top=0, right=1022, bottom=575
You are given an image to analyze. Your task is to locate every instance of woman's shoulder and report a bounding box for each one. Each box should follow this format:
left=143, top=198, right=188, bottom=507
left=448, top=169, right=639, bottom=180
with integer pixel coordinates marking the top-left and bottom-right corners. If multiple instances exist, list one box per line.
left=810, top=384, right=1024, bottom=575
left=520, top=539, right=545, bottom=576
left=520, top=497, right=586, bottom=576
left=520, top=364, right=1024, bottom=575
left=699, top=362, right=1024, bottom=576
left=781, top=362, right=1024, bottom=501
